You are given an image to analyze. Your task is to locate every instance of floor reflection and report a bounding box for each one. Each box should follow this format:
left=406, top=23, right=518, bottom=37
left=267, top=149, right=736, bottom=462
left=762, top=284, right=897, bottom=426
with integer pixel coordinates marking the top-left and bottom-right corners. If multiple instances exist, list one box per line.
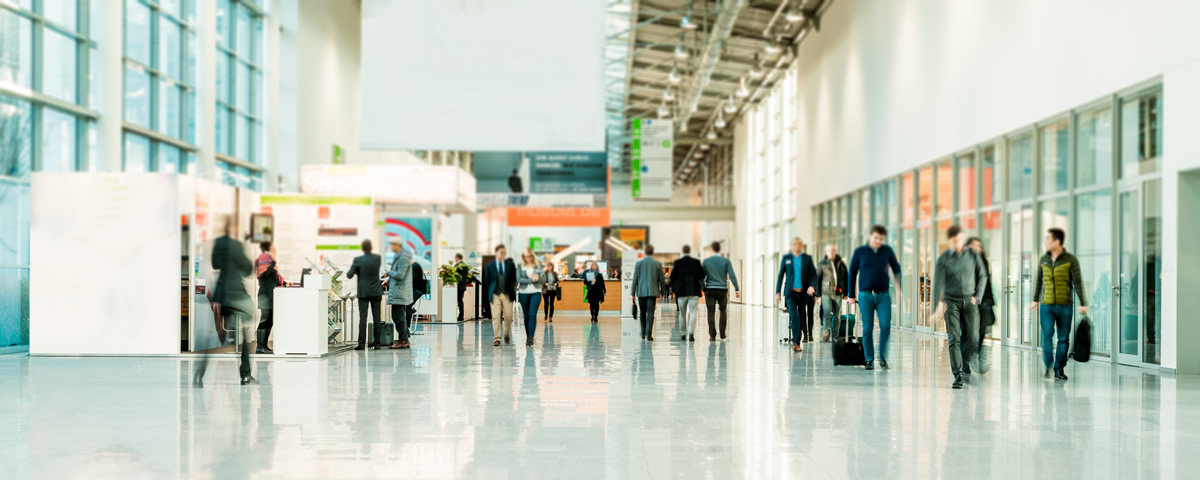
left=1, top=305, right=1188, bottom=479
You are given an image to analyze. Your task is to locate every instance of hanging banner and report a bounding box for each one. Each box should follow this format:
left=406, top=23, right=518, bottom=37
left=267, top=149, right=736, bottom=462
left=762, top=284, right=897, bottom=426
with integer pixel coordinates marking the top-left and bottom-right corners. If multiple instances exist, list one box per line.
left=474, top=151, right=607, bottom=207
left=630, top=118, right=673, bottom=200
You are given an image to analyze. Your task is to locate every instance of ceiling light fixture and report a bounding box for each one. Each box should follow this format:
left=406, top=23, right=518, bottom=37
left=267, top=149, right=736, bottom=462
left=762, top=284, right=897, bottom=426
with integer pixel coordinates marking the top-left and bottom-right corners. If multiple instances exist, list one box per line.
left=706, top=131, right=717, bottom=140
left=668, top=69, right=681, bottom=85
left=714, top=111, right=726, bottom=129
left=699, top=143, right=711, bottom=150
left=657, top=105, right=669, bottom=119
left=674, top=45, right=689, bottom=59
left=736, top=77, right=751, bottom=98
left=724, top=97, right=737, bottom=114
left=749, top=54, right=765, bottom=79
left=765, top=42, right=783, bottom=55
left=680, top=15, right=697, bottom=30
left=688, top=159, right=698, bottom=166
left=786, top=6, right=806, bottom=23
left=663, top=89, right=674, bottom=101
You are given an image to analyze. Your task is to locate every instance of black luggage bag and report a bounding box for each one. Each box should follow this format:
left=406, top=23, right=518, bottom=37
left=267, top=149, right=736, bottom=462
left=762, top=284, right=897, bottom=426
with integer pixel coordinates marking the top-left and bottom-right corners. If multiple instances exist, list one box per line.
left=833, top=303, right=866, bottom=366
left=1071, top=315, right=1092, bottom=363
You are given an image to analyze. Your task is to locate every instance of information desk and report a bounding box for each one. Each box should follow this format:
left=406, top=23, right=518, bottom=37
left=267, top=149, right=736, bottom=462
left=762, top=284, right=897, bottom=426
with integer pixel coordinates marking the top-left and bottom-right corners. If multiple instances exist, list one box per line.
left=273, top=274, right=331, bottom=356
left=555, top=279, right=622, bottom=312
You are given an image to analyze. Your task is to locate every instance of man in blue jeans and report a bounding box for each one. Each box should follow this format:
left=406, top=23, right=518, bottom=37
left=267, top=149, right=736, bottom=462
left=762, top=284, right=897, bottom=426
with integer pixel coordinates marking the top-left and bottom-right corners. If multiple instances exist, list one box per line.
left=775, top=237, right=818, bottom=352
left=848, top=225, right=902, bottom=371
left=1028, top=228, right=1088, bottom=381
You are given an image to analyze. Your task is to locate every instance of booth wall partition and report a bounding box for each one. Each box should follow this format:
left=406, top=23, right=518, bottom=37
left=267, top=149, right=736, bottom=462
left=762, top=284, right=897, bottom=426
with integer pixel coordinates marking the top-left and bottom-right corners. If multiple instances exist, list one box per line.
left=811, top=82, right=1163, bottom=365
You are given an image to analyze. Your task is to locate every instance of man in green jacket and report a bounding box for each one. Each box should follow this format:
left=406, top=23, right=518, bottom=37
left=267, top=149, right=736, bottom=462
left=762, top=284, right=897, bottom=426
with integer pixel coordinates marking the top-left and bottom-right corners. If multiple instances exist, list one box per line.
left=1028, top=228, right=1088, bottom=382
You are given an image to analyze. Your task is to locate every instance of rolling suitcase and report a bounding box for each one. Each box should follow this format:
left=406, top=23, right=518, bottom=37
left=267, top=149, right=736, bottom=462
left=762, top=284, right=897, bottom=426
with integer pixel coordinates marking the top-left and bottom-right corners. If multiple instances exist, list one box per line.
left=378, top=322, right=395, bottom=346
left=778, top=308, right=791, bottom=344
left=833, top=304, right=866, bottom=366
left=839, top=310, right=856, bottom=339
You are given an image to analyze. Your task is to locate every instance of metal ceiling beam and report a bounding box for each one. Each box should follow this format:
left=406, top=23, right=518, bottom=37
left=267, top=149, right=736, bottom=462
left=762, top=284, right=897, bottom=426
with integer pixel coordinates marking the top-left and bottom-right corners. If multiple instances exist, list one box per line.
left=678, top=0, right=746, bottom=130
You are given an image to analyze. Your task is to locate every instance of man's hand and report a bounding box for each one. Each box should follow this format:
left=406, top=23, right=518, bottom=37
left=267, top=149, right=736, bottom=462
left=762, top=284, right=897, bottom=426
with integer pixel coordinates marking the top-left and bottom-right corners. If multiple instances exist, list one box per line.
left=847, top=298, right=857, bottom=305
left=807, top=286, right=815, bottom=295
left=932, top=302, right=946, bottom=321
left=775, top=293, right=781, bottom=305
left=1028, top=301, right=1039, bottom=311
left=970, top=296, right=977, bottom=305
left=735, top=291, right=741, bottom=299
left=1080, top=306, right=1089, bottom=315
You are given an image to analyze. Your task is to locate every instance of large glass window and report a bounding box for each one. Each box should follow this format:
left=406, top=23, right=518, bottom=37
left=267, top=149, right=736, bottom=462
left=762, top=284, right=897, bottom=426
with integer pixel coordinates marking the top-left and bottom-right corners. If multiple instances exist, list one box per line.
left=123, top=0, right=197, bottom=171
left=40, top=108, right=76, bottom=172
left=215, top=0, right=265, bottom=172
left=934, top=159, right=952, bottom=217
left=1039, top=197, right=1071, bottom=239
left=1121, top=91, right=1162, bottom=178
left=1077, top=107, right=1113, bottom=188
left=1076, top=190, right=1112, bottom=356
left=1008, top=131, right=1034, bottom=200
left=1040, top=119, right=1069, bottom=194
left=956, top=152, right=976, bottom=213
left=0, top=95, right=33, bottom=179
left=982, top=142, right=1003, bottom=207
left=1143, top=179, right=1162, bottom=365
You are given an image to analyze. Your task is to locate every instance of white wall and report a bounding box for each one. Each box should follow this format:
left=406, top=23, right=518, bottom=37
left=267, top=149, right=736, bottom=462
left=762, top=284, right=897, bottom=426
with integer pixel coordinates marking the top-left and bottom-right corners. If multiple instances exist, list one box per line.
left=736, top=0, right=1200, bottom=368
left=280, top=0, right=424, bottom=193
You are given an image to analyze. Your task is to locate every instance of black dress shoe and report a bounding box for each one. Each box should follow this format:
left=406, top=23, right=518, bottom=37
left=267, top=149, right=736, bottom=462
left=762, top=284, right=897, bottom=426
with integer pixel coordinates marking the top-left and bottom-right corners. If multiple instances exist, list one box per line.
left=641, top=335, right=646, bottom=340
left=1055, top=371, right=1069, bottom=381
left=681, top=335, right=687, bottom=341
left=689, top=335, right=695, bottom=342
left=647, top=336, right=654, bottom=342
left=241, top=377, right=259, bottom=386
left=881, top=359, right=890, bottom=369
left=710, top=336, right=716, bottom=342
left=1044, top=368, right=1052, bottom=378
left=865, top=361, right=874, bottom=371
left=952, top=376, right=964, bottom=389
left=720, top=334, right=727, bottom=340
left=354, top=345, right=366, bottom=351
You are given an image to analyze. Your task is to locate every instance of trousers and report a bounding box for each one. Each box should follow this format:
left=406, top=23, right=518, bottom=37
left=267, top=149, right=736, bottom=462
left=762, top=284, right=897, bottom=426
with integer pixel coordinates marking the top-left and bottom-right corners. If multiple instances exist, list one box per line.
left=638, top=296, right=658, bottom=337
left=490, top=293, right=514, bottom=342
left=676, top=296, right=700, bottom=336
left=390, top=304, right=411, bottom=342
left=705, top=289, right=729, bottom=338
left=1039, top=304, right=1073, bottom=372
left=858, top=291, right=892, bottom=363
left=357, top=296, right=382, bottom=345
left=944, top=297, right=979, bottom=377
left=822, top=295, right=843, bottom=338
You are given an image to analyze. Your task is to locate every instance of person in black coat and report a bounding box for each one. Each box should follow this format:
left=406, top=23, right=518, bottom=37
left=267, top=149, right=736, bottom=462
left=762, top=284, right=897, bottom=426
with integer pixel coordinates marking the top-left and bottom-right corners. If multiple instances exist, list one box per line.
left=584, top=262, right=607, bottom=323
left=346, top=239, right=384, bottom=350
left=453, top=253, right=473, bottom=322
left=967, top=237, right=996, bottom=374
left=670, top=245, right=706, bottom=341
left=198, top=218, right=257, bottom=386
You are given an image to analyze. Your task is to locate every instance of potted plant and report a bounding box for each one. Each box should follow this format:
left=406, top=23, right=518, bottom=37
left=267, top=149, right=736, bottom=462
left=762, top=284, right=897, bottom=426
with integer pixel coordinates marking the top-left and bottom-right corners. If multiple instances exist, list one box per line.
left=438, top=261, right=463, bottom=287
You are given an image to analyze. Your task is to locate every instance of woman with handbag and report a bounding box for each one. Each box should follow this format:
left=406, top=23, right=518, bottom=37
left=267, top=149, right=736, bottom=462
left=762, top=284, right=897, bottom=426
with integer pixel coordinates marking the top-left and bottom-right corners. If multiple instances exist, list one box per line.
left=542, top=260, right=560, bottom=323
left=966, top=237, right=996, bottom=374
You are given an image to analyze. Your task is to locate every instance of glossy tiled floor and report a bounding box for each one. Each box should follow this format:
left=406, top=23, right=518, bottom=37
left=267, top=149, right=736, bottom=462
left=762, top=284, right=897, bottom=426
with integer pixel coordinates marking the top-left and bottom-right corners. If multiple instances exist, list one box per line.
left=0, top=305, right=1189, bottom=479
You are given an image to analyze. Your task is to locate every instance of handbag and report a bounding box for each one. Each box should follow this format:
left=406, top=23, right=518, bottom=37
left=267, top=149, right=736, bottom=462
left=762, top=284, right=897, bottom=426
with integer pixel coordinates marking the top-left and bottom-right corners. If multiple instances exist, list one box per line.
left=556, top=288, right=562, bottom=301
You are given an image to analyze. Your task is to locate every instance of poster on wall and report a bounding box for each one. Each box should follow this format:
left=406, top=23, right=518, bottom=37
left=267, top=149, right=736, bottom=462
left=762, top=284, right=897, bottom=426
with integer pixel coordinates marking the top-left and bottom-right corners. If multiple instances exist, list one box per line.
left=260, top=195, right=375, bottom=296
left=474, top=151, right=607, bottom=207
left=630, top=118, right=672, bottom=200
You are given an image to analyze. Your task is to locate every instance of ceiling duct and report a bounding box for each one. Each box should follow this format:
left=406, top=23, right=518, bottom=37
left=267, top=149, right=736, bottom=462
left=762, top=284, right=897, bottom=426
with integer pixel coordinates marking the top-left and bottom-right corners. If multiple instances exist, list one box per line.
left=676, top=0, right=746, bottom=130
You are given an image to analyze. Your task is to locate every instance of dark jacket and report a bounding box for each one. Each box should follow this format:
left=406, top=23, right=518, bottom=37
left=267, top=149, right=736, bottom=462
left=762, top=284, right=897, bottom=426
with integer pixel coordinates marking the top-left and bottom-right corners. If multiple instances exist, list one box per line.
left=932, top=247, right=987, bottom=303
left=979, top=255, right=996, bottom=310
left=482, top=257, right=518, bottom=304
left=816, top=255, right=848, bottom=297
left=455, top=261, right=472, bottom=291
left=211, top=235, right=253, bottom=313
left=670, top=255, right=706, bottom=297
left=257, top=258, right=279, bottom=309
left=1034, top=250, right=1088, bottom=306
left=848, top=244, right=901, bottom=298
left=775, top=252, right=817, bottom=295
left=346, top=253, right=383, bottom=298
left=584, top=270, right=607, bottom=302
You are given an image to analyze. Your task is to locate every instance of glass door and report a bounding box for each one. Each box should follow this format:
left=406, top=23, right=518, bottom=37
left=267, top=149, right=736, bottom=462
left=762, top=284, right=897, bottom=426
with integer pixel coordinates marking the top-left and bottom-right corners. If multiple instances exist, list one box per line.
left=916, top=222, right=935, bottom=332
left=1004, top=204, right=1034, bottom=347
left=1117, top=189, right=1140, bottom=365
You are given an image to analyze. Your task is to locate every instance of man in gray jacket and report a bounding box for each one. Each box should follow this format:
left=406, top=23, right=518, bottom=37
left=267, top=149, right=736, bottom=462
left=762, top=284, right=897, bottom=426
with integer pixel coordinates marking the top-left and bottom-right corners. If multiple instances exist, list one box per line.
left=631, top=245, right=666, bottom=341
left=386, top=238, right=414, bottom=350
left=815, top=244, right=849, bottom=342
left=702, top=241, right=740, bottom=341
left=931, top=225, right=987, bottom=389
left=346, top=239, right=383, bottom=350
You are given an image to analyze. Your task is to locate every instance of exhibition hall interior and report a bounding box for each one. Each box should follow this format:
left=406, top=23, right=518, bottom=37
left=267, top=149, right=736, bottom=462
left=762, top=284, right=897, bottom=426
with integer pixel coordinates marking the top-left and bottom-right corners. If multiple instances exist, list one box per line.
left=3, top=0, right=1200, bottom=478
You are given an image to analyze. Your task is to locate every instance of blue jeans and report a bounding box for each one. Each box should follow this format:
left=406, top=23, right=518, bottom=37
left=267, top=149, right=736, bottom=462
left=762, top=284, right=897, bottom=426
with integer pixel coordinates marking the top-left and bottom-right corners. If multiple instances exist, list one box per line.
left=519, top=292, right=541, bottom=339
left=1039, top=304, right=1072, bottom=372
left=858, top=291, right=892, bottom=363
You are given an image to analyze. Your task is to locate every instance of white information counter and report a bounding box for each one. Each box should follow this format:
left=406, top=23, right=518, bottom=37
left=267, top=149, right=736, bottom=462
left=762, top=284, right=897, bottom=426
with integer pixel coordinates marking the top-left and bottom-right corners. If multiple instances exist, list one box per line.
left=272, top=274, right=331, bottom=356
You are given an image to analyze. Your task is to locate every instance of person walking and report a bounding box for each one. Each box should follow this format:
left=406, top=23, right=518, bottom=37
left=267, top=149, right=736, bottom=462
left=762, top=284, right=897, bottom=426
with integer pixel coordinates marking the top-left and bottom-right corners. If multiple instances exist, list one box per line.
left=584, top=262, right=607, bottom=322
left=815, top=244, right=849, bottom=343
left=454, top=253, right=472, bottom=323
left=930, top=225, right=987, bottom=389
left=670, top=245, right=706, bottom=342
left=482, top=245, right=518, bottom=346
left=197, top=217, right=257, bottom=386
left=1028, top=228, right=1088, bottom=381
left=541, top=260, right=560, bottom=323
left=346, top=239, right=383, bottom=350
left=848, top=225, right=902, bottom=371
left=702, top=241, right=741, bottom=341
left=631, top=245, right=666, bottom=341
left=966, top=237, right=996, bottom=374
left=775, top=238, right=818, bottom=352
left=385, top=238, right=414, bottom=350
left=517, top=250, right=545, bottom=346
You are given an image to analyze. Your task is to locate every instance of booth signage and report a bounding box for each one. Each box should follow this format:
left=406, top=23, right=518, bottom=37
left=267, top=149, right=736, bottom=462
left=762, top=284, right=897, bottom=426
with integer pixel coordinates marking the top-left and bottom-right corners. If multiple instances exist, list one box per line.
left=630, top=118, right=673, bottom=201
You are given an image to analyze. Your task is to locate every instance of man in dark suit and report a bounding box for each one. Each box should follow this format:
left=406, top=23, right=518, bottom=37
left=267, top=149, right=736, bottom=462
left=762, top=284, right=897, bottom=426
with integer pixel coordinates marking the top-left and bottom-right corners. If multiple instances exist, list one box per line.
left=584, top=262, right=607, bottom=323
left=197, top=217, right=257, bottom=386
left=454, top=253, right=473, bottom=322
left=482, top=244, right=518, bottom=346
left=671, top=245, right=706, bottom=342
left=346, top=239, right=383, bottom=350
left=775, top=237, right=818, bottom=352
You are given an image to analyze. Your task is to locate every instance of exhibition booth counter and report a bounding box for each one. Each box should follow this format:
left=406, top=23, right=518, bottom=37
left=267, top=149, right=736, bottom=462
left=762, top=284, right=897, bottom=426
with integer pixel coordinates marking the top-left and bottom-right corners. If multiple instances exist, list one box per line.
left=555, top=279, right=622, bottom=312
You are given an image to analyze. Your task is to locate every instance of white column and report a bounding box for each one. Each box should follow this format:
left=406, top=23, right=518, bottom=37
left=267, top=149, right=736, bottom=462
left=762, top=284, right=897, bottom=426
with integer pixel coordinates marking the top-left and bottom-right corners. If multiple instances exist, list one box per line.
left=265, top=0, right=283, bottom=190
left=195, top=0, right=217, bottom=180
left=96, top=0, right=124, bottom=172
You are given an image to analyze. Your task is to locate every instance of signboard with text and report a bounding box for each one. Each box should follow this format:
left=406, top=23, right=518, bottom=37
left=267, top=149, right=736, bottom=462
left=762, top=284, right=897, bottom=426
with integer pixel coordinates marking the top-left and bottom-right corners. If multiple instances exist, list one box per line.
left=474, top=151, right=607, bottom=207
left=630, top=118, right=672, bottom=200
